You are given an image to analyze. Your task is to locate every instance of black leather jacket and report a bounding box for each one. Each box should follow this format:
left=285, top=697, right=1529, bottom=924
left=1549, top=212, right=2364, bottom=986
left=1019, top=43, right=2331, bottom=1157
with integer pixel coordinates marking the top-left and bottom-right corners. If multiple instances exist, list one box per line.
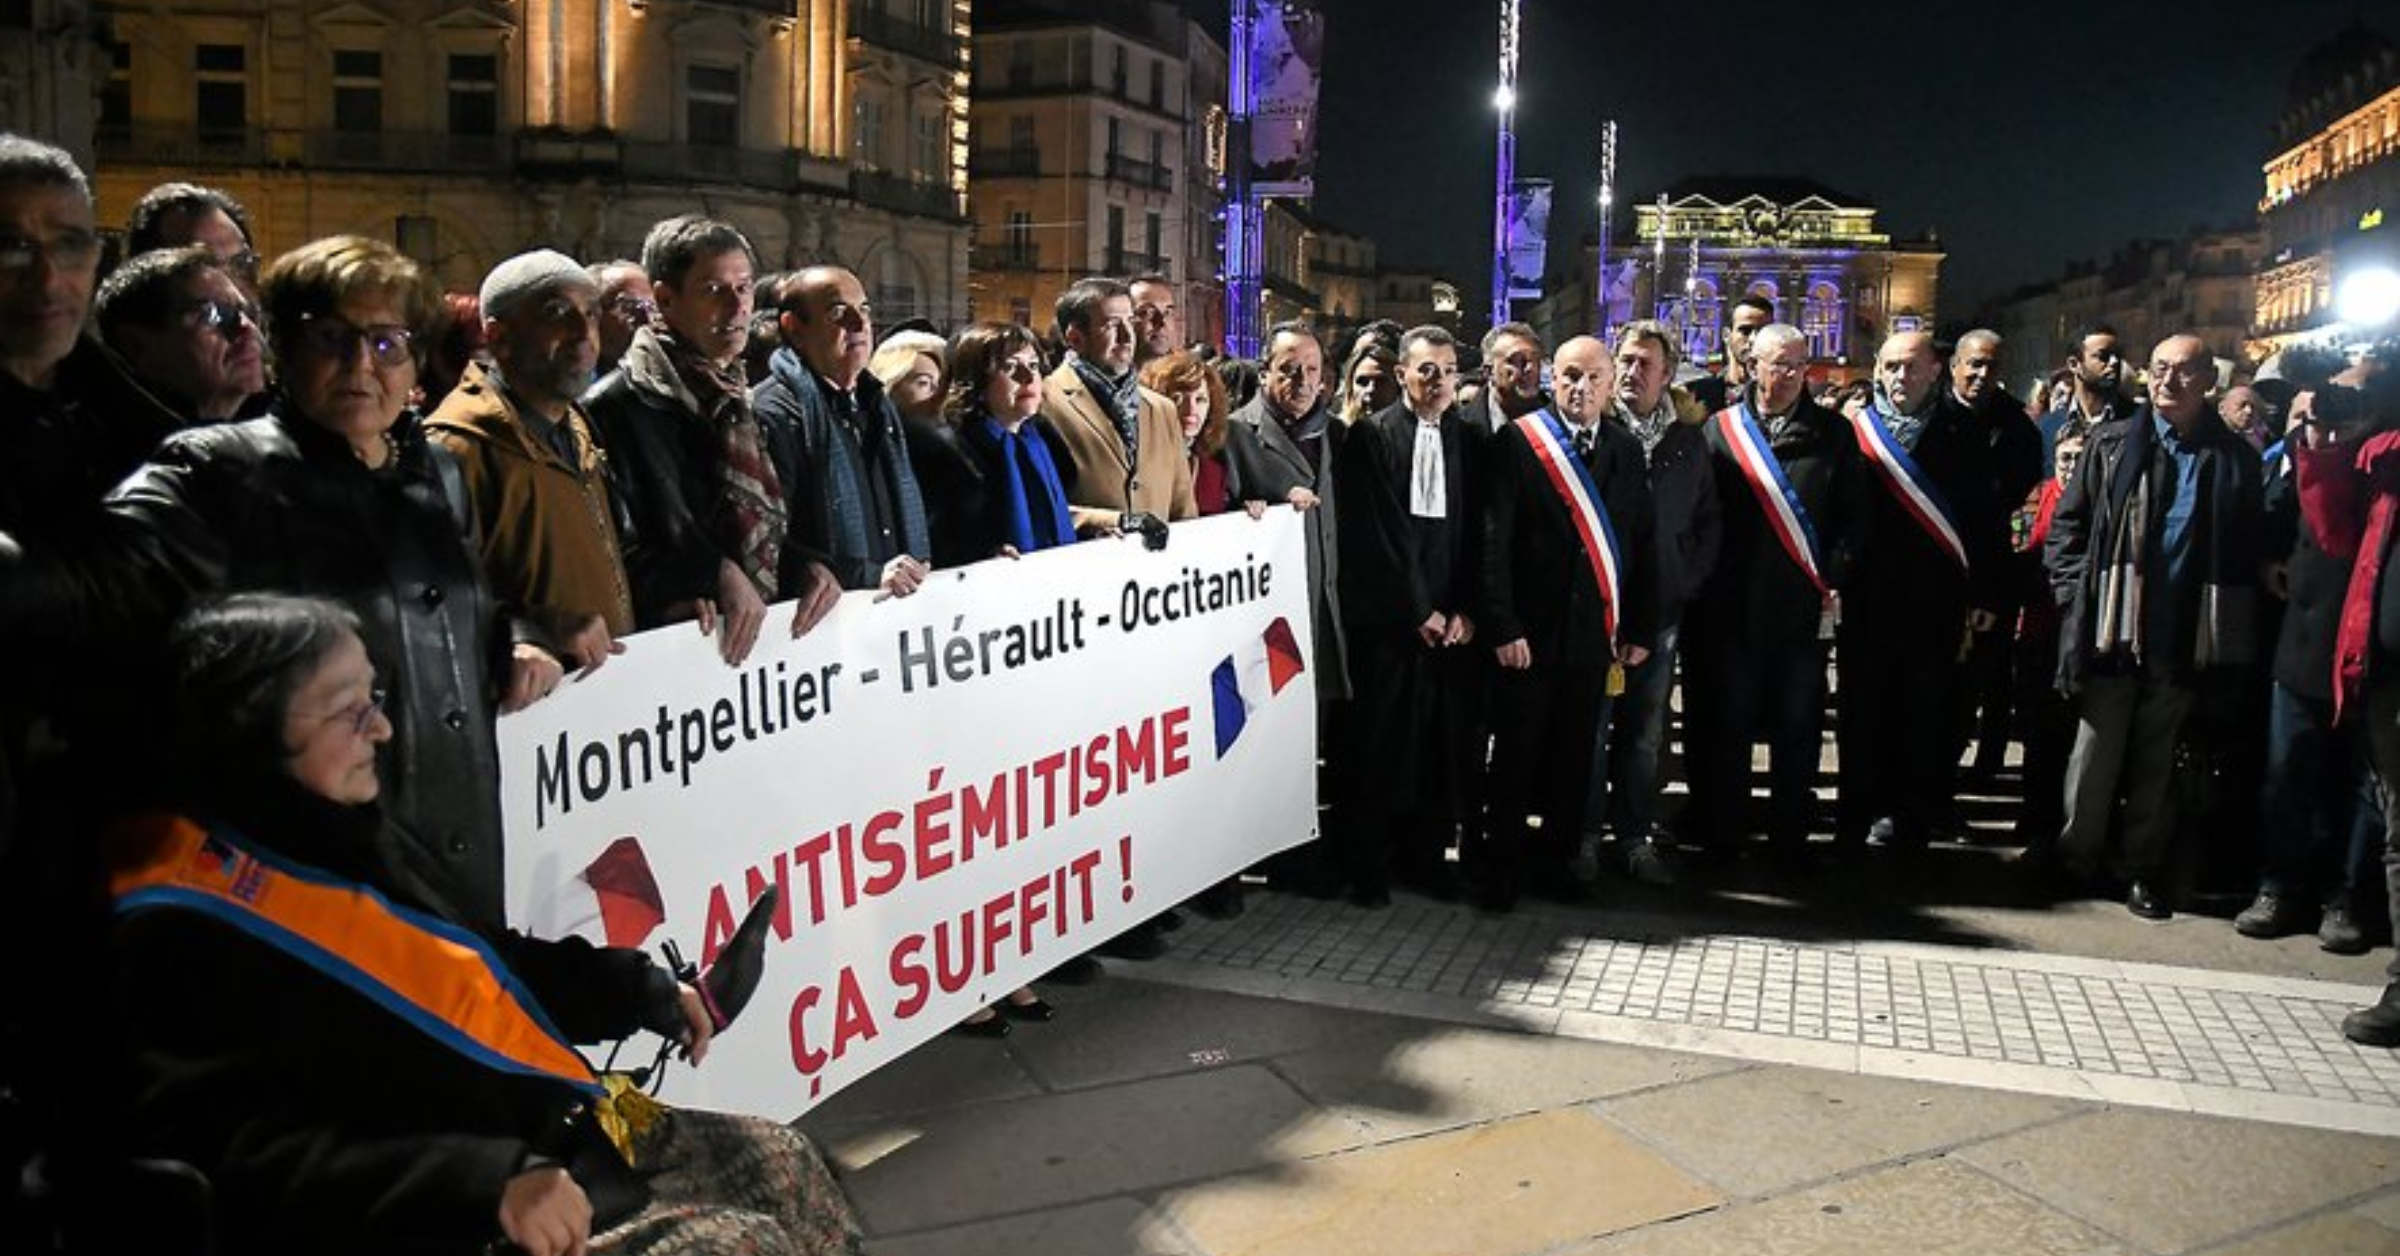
left=1, top=407, right=530, bottom=933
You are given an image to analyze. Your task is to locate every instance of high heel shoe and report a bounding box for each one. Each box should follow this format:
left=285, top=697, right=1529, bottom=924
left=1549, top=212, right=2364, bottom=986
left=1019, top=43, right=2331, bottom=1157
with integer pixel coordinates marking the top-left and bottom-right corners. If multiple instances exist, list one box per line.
left=1000, top=992, right=1055, bottom=1023
left=951, top=1008, right=1011, bottom=1039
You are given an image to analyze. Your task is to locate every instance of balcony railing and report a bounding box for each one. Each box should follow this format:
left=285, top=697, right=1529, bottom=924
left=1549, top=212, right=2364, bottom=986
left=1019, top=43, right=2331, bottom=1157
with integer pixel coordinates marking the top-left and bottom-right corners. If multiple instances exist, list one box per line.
left=969, top=147, right=1042, bottom=177
left=94, top=123, right=270, bottom=166
left=1104, top=152, right=1171, bottom=191
left=302, top=129, right=511, bottom=172
left=847, top=0, right=961, bottom=65
left=690, top=0, right=802, bottom=19
left=851, top=168, right=964, bottom=220
left=975, top=69, right=1187, bottom=120
left=621, top=140, right=796, bottom=188
left=973, top=243, right=1043, bottom=272
left=1106, top=248, right=1169, bottom=279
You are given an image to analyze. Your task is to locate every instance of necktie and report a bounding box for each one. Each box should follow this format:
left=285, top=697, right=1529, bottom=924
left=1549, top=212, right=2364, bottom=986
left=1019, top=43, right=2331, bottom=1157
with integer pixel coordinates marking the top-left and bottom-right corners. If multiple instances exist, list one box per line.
left=1573, top=426, right=1596, bottom=459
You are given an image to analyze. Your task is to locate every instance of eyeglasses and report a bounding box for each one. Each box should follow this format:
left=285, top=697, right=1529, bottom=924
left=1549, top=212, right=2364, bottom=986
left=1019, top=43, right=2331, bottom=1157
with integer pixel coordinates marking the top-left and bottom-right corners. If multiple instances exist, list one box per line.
left=296, top=314, right=415, bottom=368
left=179, top=297, right=259, bottom=337
left=225, top=248, right=260, bottom=282
left=0, top=230, right=101, bottom=274
left=998, top=356, right=1044, bottom=382
left=608, top=294, right=658, bottom=321
left=319, top=687, right=388, bottom=736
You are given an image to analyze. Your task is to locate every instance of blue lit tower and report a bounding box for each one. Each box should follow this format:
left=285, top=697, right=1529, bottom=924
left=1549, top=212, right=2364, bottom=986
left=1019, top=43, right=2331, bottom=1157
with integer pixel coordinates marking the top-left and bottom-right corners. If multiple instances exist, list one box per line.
left=1490, top=0, right=1521, bottom=329
left=1225, top=1, right=1263, bottom=359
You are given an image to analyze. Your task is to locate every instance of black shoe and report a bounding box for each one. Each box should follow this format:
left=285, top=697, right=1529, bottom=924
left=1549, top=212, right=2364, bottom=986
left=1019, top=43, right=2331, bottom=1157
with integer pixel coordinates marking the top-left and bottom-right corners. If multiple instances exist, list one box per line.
left=952, top=1009, right=1011, bottom=1039
left=2234, top=890, right=2308, bottom=939
left=1096, top=923, right=1167, bottom=961
left=2126, top=881, right=2171, bottom=921
left=1152, top=908, right=1186, bottom=932
left=999, top=993, right=1056, bottom=1023
left=1191, top=881, right=1247, bottom=919
left=2319, top=900, right=2368, bottom=955
left=1349, top=882, right=1392, bottom=909
left=2342, top=983, right=2400, bottom=1048
left=1397, top=862, right=1465, bottom=902
left=1044, top=954, right=1105, bottom=985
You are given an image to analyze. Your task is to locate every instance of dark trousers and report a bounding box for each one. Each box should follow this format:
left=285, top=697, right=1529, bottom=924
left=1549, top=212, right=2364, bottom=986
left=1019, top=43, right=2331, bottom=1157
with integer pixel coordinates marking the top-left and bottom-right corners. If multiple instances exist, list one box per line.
left=2361, top=672, right=2400, bottom=980
left=1586, top=623, right=1679, bottom=842
left=1955, top=619, right=2018, bottom=772
left=1683, top=629, right=1830, bottom=848
left=2259, top=683, right=2382, bottom=904
left=1483, top=661, right=1609, bottom=893
left=2060, top=668, right=2196, bottom=880
left=1838, top=620, right=1965, bottom=844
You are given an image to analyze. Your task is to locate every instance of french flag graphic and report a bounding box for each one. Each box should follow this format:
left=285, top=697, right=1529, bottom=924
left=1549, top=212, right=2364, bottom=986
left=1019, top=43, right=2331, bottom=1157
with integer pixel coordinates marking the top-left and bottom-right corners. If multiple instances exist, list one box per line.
left=573, top=836, right=668, bottom=948
left=1211, top=616, right=1307, bottom=758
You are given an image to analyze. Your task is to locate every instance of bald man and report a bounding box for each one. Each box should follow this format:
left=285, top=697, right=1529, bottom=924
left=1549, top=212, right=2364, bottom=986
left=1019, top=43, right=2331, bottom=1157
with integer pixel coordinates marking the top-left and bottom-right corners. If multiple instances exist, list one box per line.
left=1475, top=335, right=1658, bottom=912
left=2047, top=333, right=2263, bottom=920
left=1836, top=331, right=2005, bottom=856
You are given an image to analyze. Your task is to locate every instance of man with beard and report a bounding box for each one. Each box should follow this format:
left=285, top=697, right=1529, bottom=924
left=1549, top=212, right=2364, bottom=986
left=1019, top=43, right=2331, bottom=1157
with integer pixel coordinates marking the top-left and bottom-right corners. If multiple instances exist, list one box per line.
left=1688, top=295, right=1776, bottom=416
left=427, top=249, right=630, bottom=672
left=94, top=246, right=266, bottom=424
left=1478, top=335, right=1656, bottom=911
left=1334, top=324, right=1484, bottom=904
left=1129, top=272, right=1179, bottom=368
left=1581, top=319, right=1718, bottom=889
left=1462, top=322, right=1550, bottom=434
left=1041, top=276, right=1194, bottom=533
left=1950, top=329, right=2045, bottom=784
left=753, top=265, right=932, bottom=597
left=1682, top=323, right=1867, bottom=865
left=2048, top=334, right=2263, bottom=920
left=586, top=216, right=839, bottom=667
left=1836, top=331, right=2003, bottom=855
left=2039, top=323, right=2132, bottom=465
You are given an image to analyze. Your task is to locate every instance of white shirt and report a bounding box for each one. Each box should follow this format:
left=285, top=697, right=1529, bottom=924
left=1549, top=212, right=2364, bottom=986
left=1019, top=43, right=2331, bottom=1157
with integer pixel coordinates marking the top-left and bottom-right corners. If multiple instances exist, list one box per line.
left=1409, top=414, right=1447, bottom=519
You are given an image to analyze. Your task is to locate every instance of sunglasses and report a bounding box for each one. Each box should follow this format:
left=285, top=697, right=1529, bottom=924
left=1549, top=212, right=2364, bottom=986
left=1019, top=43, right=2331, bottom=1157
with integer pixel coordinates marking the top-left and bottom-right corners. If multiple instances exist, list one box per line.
left=296, top=314, right=415, bottom=368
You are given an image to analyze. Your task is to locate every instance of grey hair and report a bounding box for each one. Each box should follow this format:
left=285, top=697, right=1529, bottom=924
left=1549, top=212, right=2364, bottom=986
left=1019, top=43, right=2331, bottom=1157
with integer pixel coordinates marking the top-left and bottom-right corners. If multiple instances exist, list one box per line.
left=0, top=132, right=90, bottom=203
left=1612, top=319, right=1682, bottom=370
left=1956, top=328, right=2002, bottom=356
left=1480, top=321, right=1542, bottom=359
left=1749, top=323, right=1807, bottom=361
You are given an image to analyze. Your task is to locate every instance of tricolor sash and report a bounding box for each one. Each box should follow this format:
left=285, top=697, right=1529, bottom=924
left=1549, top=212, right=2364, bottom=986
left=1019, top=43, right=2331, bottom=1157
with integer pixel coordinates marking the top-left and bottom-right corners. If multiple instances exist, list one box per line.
left=1515, top=410, right=1625, bottom=645
left=1715, top=404, right=1831, bottom=597
left=110, top=814, right=602, bottom=1096
left=1850, top=405, right=1968, bottom=572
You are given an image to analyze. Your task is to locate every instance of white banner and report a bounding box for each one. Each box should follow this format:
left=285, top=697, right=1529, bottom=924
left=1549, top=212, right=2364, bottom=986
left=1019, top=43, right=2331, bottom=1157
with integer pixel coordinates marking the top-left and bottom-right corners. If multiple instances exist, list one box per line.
left=500, top=512, right=1318, bottom=1117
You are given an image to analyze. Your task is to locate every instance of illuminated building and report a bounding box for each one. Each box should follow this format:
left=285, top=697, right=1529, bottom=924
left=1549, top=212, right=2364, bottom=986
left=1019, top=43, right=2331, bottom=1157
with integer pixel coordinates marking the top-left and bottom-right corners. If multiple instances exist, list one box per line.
left=2255, top=22, right=2399, bottom=349
left=80, top=0, right=970, bottom=319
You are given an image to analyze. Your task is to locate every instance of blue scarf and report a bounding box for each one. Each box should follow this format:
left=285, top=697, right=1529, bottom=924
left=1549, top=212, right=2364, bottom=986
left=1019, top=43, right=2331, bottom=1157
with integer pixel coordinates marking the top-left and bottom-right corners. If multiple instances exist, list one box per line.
left=978, top=416, right=1077, bottom=553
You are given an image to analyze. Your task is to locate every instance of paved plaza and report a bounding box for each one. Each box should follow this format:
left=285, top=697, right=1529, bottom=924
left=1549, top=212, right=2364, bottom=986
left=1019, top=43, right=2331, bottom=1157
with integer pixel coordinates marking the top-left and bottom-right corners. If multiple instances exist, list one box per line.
left=802, top=844, right=2400, bottom=1256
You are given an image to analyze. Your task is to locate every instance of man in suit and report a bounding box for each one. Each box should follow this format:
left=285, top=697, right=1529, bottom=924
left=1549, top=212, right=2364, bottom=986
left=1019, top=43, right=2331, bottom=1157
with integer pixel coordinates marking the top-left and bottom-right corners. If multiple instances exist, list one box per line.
left=1681, top=323, right=1867, bottom=865
left=1334, top=324, right=1484, bottom=905
left=1039, top=276, right=1194, bottom=534
left=1478, top=335, right=1658, bottom=911
left=1836, top=331, right=2004, bottom=854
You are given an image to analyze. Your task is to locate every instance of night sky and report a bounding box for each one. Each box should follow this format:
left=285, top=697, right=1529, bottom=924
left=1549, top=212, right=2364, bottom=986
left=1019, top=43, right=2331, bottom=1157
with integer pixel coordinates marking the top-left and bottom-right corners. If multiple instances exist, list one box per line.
left=1188, top=0, right=2391, bottom=322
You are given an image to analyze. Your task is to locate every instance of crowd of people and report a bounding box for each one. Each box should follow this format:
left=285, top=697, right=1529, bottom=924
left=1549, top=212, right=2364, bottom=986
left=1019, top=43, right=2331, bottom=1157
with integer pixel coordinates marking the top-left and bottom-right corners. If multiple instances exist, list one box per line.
left=5, top=127, right=2400, bottom=1250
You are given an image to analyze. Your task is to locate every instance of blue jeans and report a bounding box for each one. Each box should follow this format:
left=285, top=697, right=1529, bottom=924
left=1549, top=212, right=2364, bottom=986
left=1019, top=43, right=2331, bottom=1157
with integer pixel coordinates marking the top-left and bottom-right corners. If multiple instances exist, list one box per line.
left=2259, top=682, right=2381, bottom=900
left=1585, top=623, right=1679, bottom=840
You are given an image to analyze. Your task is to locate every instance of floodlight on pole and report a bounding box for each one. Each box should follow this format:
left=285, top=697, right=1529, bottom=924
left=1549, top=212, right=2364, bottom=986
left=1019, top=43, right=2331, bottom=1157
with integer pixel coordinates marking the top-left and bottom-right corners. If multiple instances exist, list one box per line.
left=1490, top=0, right=1520, bottom=329
left=1594, top=119, right=1616, bottom=337
left=2336, top=265, right=2400, bottom=331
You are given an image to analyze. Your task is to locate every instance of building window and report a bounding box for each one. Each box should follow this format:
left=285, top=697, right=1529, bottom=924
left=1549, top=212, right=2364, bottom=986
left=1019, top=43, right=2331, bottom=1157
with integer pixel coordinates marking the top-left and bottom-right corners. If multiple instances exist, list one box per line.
left=1010, top=296, right=1032, bottom=327
left=1106, top=116, right=1121, bottom=163
left=1005, top=209, right=1033, bottom=257
left=688, top=64, right=741, bottom=147
left=851, top=93, right=884, bottom=166
left=1804, top=281, right=1844, bottom=360
left=99, top=40, right=131, bottom=136
left=1007, top=114, right=1035, bottom=151
left=1150, top=58, right=1164, bottom=110
left=1111, top=44, right=1127, bottom=97
left=1148, top=131, right=1163, bottom=183
left=1106, top=204, right=1125, bottom=259
left=912, top=109, right=942, bottom=180
left=196, top=43, right=247, bottom=139
left=448, top=54, right=498, bottom=137
left=1144, top=209, right=1161, bottom=264
left=332, top=50, right=382, bottom=134
left=1007, top=42, right=1032, bottom=89
left=912, top=0, right=941, bottom=29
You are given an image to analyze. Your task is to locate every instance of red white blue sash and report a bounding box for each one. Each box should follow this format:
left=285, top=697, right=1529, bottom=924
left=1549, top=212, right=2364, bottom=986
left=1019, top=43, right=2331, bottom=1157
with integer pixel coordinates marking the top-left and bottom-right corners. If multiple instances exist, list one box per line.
left=1850, top=405, right=1968, bottom=572
left=1715, top=404, right=1830, bottom=597
left=1515, top=410, right=1625, bottom=645
left=110, top=814, right=603, bottom=1096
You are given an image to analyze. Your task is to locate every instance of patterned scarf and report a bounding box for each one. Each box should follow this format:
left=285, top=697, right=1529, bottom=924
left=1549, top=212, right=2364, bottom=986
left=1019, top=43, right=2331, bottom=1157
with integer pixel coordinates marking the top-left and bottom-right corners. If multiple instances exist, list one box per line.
left=647, top=326, right=786, bottom=598
left=1070, top=353, right=1143, bottom=459
left=1619, top=396, right=1674, bottom=459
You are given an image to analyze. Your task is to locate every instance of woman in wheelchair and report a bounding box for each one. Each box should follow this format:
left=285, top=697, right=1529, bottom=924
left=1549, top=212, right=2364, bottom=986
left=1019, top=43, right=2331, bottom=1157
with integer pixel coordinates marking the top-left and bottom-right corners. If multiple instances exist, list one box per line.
left=106, top=593, right=863, bottom=1255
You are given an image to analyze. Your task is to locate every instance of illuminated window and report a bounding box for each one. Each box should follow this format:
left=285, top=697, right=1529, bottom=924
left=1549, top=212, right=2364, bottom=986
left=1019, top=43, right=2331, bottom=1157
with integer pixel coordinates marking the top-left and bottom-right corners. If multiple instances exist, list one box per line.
left=1804, top=281, right=1844, bottom=359
left=690, top=63, right=740, bottom=147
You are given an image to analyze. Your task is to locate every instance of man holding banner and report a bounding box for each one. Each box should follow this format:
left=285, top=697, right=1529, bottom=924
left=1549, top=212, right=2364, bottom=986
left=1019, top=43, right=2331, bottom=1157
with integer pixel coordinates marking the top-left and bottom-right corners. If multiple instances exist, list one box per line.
left=1682, top=323, right=1867, bottom=867
left=1478, top=335, right=1656, bottom=912
left=1836, top=331, right=2004, bottom=856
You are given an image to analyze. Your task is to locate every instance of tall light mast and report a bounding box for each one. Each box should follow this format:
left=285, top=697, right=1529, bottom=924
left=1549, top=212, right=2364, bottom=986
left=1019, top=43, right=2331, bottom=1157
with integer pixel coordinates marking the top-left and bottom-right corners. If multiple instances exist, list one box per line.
left=1489, top=0, right=1520, bottom=329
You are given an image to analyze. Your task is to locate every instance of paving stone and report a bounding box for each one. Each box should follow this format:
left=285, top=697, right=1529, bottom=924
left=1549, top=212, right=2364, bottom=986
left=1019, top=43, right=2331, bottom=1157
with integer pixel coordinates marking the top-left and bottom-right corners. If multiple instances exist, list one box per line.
left=2354, top=1189, right=2400, bottom=1231
left=2201, top=1211, right=2400, bottom=1256
left=1563, top=1159, right=2133, bottom=1256
left=1956, top=1109, right=2400, bottom=1253
left=799, top=1032, right=1045, bottom=1126
left=1161, top=1109, right=1719, bottom=1256
left=1596, top=1066, right=2077, bottom=1197
left=1265, top=1023, right=1742, bottom=1149
left=826, top=1065, right=1322, bottom=1233
left=865, top=1197, right=1200, bottom=1256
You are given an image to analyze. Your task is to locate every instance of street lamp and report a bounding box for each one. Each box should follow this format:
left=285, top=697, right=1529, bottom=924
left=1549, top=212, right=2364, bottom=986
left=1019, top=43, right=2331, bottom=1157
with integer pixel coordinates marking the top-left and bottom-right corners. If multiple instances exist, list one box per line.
left=2336, top=264, right=2400, bottom=331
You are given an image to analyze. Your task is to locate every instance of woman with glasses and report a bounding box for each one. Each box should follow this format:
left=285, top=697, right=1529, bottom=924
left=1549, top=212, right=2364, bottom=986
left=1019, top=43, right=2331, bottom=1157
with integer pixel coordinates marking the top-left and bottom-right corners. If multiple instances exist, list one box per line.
left=3, top=235, right=564, bottom=936
left=104, top=593, right=863, bottom=1256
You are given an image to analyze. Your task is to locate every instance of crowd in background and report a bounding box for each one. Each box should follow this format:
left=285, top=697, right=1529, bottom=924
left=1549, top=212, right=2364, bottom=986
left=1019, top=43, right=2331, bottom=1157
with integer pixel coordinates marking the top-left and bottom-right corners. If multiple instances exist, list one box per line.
left=6, top=126, right=2400, bottom=1252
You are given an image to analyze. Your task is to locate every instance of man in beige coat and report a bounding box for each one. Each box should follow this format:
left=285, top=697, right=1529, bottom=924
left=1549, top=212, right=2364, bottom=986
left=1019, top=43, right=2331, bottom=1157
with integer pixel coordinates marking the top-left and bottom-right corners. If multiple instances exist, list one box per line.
left=1039, top=276, right=1195, bottom=532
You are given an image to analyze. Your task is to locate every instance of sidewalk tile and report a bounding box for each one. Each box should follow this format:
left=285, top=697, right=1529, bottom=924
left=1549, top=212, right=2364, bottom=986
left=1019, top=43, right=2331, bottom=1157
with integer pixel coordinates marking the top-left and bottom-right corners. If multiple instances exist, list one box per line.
left=1956, top=1109, right=2400, bottom=1253
left=1161, top=1108, right=1719, bottom=1256
left=2201, top=1211, right=2400, bottom=1256
left=1004, top=982, right=1422, bottom=1091
left=1596, top=1066, right=2076, bottom=1197
left=801, top=1036, right=1044, bottom=1125
left=1266, top=1024, right=1741, bottom=1147
left=1563, top=1159, right=2132, bottom=1256
left=866, top=1197, right=1200, bottom=1256
left=822, top=1065, right=1321, bottom=1233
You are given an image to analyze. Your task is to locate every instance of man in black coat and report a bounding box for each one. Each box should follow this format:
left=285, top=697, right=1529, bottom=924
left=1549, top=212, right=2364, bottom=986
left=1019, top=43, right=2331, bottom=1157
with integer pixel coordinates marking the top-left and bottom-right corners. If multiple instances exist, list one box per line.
left=1459, top=321, right=1550, bottom=435
left=1686, top=295, right=1774, bottom=418
left=1682, top=323, right=1868, bottom=863
left=1836, top=331, right=2006, bottom=853
left=1478, top=335, right=1657, bottom=911
left=1950, top=329, right=2046, bottom=782
left=1335, top=324, right=1485, bottom=905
